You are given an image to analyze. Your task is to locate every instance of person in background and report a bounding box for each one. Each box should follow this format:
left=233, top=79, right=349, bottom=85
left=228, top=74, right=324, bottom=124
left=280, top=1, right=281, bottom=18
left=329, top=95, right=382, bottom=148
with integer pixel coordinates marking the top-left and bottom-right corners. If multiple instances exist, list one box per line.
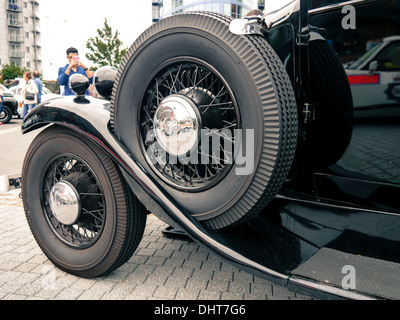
left=58, top=47, right=94, bottom=96
left=0, top=72, right=4, bottom=125
left=22, top=71, right=39, bottom=119
left=33, top=71, right=43, bottom=105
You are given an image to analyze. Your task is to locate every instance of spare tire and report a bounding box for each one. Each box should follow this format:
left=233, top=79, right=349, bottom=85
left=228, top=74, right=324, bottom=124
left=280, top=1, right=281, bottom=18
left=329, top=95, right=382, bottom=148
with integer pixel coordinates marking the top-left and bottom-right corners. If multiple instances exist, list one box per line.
left=110, top=12, right=298, bottom=229
left=300, top=40, right=354, bottom=168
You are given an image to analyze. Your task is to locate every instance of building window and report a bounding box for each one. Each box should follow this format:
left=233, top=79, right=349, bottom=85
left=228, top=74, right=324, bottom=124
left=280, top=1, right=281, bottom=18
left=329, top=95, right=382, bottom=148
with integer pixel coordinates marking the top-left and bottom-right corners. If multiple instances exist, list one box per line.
left=172, top=0, right=183, bottom=9
left=159, top=0, right=260, bottom=20
left=8, top=13, right=20, bottom=26
left=9, top=29, right=21, bottom=42
left=8, top=0, right=20, bottom=11
left=10, top=44, right=24, bottom=58
left=11, top=59, right=21, bottom=66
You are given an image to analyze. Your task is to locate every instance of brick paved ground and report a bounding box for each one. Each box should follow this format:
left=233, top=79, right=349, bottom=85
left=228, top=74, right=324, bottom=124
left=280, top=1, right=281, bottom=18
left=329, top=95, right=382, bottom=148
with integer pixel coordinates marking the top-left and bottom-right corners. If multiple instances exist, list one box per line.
left=338, top=122, right=400, bottom=184
left=0, top=189, right=313, bottom=301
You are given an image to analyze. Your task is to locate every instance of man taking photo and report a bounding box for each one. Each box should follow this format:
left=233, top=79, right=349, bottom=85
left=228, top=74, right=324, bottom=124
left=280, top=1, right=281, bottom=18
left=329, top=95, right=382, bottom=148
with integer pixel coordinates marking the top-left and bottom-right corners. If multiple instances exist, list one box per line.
left=58, top=47, right=94, bottom=96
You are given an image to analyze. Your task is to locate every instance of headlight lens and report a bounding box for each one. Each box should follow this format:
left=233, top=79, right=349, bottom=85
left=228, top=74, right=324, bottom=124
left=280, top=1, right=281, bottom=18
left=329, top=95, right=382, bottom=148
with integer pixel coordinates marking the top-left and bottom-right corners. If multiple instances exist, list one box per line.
left=94, top=66, right=117, bottom=100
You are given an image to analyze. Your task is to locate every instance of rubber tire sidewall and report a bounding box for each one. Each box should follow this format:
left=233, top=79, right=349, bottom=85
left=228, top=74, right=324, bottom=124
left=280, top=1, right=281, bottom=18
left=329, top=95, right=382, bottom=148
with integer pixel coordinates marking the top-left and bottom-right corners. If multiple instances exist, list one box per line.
left=0, top=105, right=12, bottom=124
left=114, top=29, right=265, bottom=220
left=23, top=128, right=120, bottom=276
left=300, top=40, right=354, bottom=168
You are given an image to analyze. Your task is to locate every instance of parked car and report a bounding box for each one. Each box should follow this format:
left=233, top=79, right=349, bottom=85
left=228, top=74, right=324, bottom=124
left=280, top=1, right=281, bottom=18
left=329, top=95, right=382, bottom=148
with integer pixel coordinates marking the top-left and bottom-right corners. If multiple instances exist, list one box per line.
left=344, top=36, right=400, bottom=117
left=0, top=85, right=19, bottom=123
left=20, top=0, right=400, bottom=299
left=10, top=85, right=60, bottom=117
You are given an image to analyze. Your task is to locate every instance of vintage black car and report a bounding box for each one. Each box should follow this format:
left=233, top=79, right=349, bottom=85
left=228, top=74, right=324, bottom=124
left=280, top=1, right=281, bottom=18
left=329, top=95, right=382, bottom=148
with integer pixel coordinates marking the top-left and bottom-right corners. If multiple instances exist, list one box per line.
left=0, top=85, right=19, bottom=124
left=20, top=0, right=400, bottom=299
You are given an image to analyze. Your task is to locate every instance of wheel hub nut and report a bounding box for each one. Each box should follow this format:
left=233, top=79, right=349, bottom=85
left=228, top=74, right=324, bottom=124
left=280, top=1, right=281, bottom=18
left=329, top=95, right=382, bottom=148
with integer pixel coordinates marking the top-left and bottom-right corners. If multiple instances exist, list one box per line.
left=49, top=181, right=81, bottom=226
left=154, top=94, right=201, bottom=156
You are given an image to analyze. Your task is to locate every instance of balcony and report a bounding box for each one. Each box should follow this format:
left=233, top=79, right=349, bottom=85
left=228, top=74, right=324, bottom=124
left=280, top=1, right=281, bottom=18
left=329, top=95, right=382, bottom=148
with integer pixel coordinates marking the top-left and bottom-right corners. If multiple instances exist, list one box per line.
left=9, top=50, right=25, bottom=59
left=9, top=34, right=23, bottom=43
left=31, top=20, right=41, bottom=31
left=6, top=2, right=22, bottom=12
left=31, top=7, right=40, bottom=19
left=8, top=19, right=22, bottom=28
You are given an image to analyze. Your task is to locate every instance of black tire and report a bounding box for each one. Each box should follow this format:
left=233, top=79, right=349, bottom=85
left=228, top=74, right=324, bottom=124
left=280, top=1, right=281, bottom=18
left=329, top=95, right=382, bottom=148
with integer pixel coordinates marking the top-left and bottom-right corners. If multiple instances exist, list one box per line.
left=22, top=125, right=147, bottom=278
left=300, top=40, right=353, bottom=168
left=0, top=105, right=12, bottom=124
left=111, top=12, right=298, bottom=229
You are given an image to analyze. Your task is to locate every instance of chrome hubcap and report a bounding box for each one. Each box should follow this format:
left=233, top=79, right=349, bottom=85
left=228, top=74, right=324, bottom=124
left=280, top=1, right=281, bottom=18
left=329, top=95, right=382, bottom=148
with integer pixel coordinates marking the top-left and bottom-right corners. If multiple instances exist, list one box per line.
left=49, top=180, right=81, bottom=226
left=154, top=94, right=201, bottom=156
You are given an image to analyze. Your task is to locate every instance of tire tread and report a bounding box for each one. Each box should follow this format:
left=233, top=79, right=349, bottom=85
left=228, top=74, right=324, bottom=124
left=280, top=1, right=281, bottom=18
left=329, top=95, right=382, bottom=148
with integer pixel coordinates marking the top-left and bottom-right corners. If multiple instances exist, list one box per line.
left=110, top=12, right=298, bottom=229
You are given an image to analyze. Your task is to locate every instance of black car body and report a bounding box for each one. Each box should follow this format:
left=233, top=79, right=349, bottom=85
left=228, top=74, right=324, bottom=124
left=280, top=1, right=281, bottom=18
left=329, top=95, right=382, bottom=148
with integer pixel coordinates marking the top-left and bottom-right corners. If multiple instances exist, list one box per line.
left=21, top=0, right=400, bottom=299
left=0, top=85, right=18, bottom=123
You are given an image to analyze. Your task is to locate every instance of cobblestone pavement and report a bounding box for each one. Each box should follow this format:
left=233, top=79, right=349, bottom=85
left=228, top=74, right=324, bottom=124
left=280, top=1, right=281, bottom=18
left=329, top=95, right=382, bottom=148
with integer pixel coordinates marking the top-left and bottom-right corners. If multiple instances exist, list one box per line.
left=0, top=188, right=313, bottom=301
left=338, top=122, right=400, bottom=184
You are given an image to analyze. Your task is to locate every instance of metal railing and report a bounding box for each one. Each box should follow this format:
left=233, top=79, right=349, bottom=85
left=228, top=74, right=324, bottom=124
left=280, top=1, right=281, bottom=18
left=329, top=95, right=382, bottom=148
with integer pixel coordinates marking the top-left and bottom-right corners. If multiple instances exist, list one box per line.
left=9, top=50, right=25, bottom=58
left=9, top=34, right=23, bottom=42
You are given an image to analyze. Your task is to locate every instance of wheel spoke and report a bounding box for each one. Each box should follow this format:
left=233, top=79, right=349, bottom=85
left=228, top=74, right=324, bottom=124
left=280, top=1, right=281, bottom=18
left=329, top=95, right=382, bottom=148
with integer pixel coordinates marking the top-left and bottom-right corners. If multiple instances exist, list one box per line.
left=140, top=61, right=240, bottom=190
left=42, top=155, right=105, bottom=248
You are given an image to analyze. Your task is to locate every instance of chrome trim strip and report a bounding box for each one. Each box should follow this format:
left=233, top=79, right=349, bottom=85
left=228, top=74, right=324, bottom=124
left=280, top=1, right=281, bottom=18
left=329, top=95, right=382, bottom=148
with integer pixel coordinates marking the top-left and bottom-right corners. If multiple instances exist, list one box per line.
left=275, top=193, right=400, bottom=217
left=289, top=276, right=376, bottom=300
left=309, top=0, right=374, bottom=14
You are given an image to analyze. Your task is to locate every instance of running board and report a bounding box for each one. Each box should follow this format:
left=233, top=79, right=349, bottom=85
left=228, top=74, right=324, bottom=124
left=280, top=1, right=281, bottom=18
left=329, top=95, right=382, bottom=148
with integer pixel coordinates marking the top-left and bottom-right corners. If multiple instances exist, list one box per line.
left=290, top=247, right=400, bottom=300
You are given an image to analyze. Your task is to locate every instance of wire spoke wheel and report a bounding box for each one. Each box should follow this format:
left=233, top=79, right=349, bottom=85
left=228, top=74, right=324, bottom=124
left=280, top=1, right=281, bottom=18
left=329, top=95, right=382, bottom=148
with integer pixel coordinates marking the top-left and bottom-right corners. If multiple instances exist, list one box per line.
left=22, top=126, right=147, bottom=278
left=111, top=12, right=298, bottom=229
left=140, top=59, right=240, bottom=191
left=42, top=154, right=105, bottom=248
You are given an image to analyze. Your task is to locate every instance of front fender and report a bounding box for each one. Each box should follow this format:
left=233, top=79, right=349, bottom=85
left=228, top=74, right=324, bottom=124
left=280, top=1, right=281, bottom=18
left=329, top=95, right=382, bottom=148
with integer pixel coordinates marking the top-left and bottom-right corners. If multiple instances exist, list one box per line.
left=22, top=96, right=289, bottom=286
left=22, top=96, right=181, bottom=227
left=22, top=96, right=110, bottom=136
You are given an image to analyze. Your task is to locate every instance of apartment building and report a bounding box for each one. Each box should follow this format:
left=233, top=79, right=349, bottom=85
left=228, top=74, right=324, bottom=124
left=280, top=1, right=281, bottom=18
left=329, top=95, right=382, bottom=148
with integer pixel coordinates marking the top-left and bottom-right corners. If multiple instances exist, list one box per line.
left=0, top=0, right=42, bottom=73
left=152, top=0, right=265, bottom=22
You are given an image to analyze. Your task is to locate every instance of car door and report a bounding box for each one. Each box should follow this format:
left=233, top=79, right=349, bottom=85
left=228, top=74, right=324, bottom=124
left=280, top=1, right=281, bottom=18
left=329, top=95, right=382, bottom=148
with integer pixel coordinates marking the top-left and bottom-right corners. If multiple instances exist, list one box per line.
left=308, top=0, right=400, bottom=214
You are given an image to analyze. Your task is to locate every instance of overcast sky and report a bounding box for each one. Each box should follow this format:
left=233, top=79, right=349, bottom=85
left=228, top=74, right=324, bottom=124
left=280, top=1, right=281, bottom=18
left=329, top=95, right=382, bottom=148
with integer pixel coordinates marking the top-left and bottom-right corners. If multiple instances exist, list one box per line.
left=40, top=0, right=152, bottom=79
left=39, top=0, right=287, bottom=80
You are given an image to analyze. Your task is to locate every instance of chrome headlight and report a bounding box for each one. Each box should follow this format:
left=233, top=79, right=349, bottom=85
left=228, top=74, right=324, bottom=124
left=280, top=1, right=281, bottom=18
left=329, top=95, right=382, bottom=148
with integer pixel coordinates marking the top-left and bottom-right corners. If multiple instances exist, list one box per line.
left=69, top=73, right=90, bottom=96
left=94, top=66, right=117, bottom=100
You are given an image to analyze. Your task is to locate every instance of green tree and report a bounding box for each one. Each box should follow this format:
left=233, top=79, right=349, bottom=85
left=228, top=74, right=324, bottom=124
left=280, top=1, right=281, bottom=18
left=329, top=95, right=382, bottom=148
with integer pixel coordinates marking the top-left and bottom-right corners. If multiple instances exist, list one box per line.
left=86, top=19, right=128, bottom=69
left=1, top=63, right=28, bottom=81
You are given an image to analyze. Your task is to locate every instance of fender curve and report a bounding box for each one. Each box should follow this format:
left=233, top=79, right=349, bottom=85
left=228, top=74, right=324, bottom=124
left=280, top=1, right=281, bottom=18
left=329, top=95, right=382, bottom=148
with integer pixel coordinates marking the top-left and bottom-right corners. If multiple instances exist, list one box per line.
left=21, top=96, right=289, bottom=286
left=21, top=97, right=373, bottom=300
